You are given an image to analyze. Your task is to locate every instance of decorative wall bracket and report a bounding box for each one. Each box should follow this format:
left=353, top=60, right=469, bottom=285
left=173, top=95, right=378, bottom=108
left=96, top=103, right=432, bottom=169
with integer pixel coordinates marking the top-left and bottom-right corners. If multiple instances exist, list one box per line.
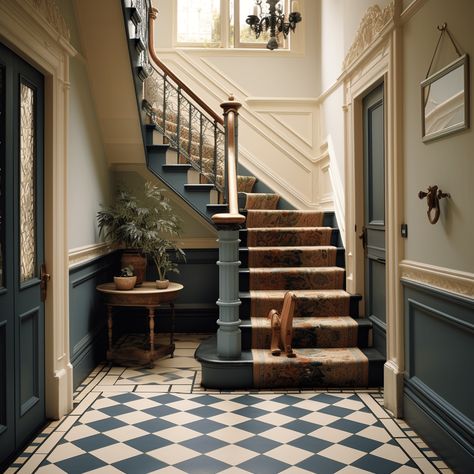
left=418, top=185, right=451, bottom=224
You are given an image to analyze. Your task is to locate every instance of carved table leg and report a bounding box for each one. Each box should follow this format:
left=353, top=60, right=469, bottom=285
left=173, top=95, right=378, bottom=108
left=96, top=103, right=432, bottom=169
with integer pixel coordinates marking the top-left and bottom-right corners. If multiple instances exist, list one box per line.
left=148, top=307, right=155, bottom=359
left=107, top=305, right=113, bottom=358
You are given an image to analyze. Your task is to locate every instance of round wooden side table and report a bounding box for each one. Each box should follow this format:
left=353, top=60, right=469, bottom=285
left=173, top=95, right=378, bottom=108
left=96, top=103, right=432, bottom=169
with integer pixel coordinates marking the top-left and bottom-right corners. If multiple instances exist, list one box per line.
left=96, top=282, right=183, bottom=366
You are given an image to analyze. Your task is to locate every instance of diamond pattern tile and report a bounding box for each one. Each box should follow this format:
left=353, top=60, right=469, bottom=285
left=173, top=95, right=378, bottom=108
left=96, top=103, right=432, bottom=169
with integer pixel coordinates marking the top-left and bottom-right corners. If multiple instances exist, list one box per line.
left=7, top=336, right=446, bottom=474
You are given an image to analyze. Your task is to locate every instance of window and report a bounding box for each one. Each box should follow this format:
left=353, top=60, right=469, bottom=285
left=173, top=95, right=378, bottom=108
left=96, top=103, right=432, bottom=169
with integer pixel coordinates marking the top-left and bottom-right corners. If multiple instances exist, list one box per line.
left=176, top=0, right=290, bottom=49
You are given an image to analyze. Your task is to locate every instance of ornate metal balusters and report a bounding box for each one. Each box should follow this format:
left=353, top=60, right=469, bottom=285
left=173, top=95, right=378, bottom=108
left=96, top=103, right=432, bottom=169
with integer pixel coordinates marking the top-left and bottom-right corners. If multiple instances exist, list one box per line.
left=162, top=75, right=167, bottom=136
left=199, top=113, right=204, bottom=176
left=213, top=122, right=218, bottom=187
left=176, top=86, right=181, bottom=159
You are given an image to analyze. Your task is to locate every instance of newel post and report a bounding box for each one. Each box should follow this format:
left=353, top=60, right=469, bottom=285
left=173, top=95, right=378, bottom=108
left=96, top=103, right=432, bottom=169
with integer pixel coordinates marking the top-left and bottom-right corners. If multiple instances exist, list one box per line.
left=212, top=96, right=245, bottom=359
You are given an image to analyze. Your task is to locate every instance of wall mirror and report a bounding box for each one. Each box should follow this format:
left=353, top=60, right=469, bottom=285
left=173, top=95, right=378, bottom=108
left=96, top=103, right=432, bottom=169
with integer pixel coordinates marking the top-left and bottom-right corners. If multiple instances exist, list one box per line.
left=421, top=54, right=469, bottom=142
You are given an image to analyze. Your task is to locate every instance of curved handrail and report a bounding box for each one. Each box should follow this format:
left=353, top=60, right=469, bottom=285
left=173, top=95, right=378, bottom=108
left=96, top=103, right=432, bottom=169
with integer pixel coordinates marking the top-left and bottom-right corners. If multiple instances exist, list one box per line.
left=148, top=8, right=223, bottom=126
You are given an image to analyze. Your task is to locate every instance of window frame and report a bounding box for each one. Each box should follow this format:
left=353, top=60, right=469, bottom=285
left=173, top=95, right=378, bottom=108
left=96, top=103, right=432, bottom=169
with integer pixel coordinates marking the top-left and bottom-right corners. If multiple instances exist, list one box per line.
left=174, top=0, right=293, bottom=50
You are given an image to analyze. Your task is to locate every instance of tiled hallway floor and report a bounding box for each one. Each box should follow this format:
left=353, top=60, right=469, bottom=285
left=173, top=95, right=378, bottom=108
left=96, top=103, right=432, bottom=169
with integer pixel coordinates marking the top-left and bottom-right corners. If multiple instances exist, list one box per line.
left=7, top=335, right=452, bottom=474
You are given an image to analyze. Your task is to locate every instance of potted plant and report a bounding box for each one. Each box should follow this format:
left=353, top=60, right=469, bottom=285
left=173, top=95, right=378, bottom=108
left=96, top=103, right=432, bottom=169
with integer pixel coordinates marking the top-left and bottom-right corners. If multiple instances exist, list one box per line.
left=113, top=265, right=137, bottom=290
left=97, top=182, right=182, bottom=285
left=147, top=240, right=186, bottom=289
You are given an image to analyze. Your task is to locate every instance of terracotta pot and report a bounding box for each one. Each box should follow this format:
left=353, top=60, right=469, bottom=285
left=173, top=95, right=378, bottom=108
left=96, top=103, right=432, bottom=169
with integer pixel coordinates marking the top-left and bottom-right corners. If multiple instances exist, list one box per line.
left=155, top=279, right=169, bottom=289
left=114, top=276, right=137, bottom=290
left=121, top=251, right=147, bottom=285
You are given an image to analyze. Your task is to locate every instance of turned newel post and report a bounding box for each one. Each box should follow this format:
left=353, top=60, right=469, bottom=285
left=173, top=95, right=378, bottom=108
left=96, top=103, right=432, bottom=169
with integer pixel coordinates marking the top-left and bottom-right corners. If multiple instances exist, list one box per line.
left=212, top=96, right=245, bottom=359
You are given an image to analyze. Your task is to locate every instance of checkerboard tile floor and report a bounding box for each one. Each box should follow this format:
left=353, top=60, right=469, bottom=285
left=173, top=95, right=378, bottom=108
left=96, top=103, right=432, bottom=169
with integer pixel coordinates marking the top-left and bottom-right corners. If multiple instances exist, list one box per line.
left=6, top=334, right=453, bottom=474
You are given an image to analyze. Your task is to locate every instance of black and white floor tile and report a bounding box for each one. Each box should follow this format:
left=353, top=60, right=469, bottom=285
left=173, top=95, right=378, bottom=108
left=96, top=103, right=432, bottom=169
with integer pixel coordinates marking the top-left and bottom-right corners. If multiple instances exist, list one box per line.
left=6, top=335, right=452, bottom=474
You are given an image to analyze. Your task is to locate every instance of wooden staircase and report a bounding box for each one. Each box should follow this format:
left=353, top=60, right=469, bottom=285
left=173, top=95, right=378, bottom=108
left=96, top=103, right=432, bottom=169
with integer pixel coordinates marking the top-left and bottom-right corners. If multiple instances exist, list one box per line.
left=123, top=0, right=384, bottom=390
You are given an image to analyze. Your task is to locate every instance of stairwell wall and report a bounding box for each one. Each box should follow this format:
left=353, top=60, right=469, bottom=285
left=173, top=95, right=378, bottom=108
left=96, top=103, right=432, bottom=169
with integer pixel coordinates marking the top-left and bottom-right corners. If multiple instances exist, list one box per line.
left=399, top=0, right=474, bottom=470
left=152, top=0, right=337, bottom=214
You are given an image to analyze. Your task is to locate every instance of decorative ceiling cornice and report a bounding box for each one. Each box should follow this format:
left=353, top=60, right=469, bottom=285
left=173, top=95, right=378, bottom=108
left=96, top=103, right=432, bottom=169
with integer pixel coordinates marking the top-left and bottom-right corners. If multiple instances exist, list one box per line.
left=343, top=2, right=395, bottom=70
left=29, top=0, right=71, bottom=40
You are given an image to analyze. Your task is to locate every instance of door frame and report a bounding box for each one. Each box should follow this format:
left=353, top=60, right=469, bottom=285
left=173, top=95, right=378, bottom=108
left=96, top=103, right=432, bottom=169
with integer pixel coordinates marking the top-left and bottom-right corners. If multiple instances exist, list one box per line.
left=342, top=13, right=405, bottom=416
left=0, top=0, right=77, bottom=419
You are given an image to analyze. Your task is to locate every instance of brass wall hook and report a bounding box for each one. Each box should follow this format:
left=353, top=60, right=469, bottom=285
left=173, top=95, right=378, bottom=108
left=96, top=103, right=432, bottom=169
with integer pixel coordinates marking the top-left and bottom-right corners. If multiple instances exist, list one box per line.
left=418, top=185, right=451, bottom=224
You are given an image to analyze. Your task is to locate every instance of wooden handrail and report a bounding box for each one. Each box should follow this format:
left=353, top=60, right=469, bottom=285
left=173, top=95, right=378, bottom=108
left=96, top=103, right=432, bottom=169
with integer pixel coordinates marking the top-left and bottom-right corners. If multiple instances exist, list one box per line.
left=148, top=8, right=224, bottom=126
left=212, top=98, right=245, bottom=225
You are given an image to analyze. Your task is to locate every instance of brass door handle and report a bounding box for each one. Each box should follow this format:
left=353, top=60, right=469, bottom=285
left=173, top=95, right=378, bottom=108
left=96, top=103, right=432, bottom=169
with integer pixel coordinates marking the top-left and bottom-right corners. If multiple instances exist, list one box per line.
left=40, top=264, right=50, bottom=302
left=358, top=227, right=367, bottom=249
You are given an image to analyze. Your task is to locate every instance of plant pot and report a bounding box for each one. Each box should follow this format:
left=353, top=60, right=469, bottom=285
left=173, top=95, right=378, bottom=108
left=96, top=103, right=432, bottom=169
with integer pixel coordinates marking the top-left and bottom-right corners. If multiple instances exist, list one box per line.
left=114, top=276, right=137, bottom=290
left=155, top=279, right=169, bottom=289
left=121, top=251, right=147, bottom=285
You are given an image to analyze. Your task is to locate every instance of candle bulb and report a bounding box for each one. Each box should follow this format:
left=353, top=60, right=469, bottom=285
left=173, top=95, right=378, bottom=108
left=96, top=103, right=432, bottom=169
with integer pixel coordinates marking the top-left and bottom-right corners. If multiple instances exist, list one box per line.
left=253, top=5, right=259, bottom=16
left=291, top=0, right=299, bottom=12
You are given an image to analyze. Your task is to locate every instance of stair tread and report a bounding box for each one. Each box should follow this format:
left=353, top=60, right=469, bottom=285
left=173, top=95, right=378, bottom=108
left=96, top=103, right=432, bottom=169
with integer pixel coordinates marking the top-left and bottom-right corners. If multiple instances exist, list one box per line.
left=246, top=245, right=339, bottom=251
left=247, top=209, right=325, bottom=214
left=247, top=267, right=345, bottom=274
left=241, top=289, right=351, bottom=298
left=250, top=316, right=359, bottom=329
left=246, top=226, right=334, bottom=231
left=252, top=346, right=368, bottom=360
left=162, top=164, right=192, bottom=170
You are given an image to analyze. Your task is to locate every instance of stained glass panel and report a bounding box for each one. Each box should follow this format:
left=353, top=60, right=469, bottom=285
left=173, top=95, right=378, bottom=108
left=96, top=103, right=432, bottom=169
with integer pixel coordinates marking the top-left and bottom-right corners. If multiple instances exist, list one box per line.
left=19, top=82, right=36, bottom=283
left=0, top=65, right=4, bottom=288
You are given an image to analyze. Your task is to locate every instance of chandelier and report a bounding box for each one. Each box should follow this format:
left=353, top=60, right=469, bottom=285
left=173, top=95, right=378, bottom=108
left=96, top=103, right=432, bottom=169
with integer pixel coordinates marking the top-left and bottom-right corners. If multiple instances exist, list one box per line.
left=246, top=0, right=302, bottom=50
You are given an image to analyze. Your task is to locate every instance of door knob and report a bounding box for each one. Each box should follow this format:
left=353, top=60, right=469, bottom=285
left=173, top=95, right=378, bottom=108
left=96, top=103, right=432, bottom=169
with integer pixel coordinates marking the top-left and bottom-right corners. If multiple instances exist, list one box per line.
left=40, top=264, right=50, bottom=302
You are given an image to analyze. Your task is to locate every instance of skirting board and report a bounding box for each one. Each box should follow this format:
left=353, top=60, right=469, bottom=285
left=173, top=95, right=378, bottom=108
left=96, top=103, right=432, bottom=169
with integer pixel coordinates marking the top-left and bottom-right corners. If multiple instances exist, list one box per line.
left=404, top=379, right=473, bottom=473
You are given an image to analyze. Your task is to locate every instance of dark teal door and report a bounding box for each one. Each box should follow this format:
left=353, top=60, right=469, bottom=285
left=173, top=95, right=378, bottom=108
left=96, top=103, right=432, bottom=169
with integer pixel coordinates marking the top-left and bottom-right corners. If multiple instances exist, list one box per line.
left=0, top=42, right=45, bottom=467
left=363, top=83, right=386, bottom=357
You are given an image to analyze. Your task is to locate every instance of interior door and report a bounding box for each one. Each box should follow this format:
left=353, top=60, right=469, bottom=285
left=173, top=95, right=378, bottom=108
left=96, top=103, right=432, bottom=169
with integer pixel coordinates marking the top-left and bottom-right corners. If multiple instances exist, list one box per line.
left=0, top=42, right=45, bottom=467
left=362, top=83, right=386, bottom=357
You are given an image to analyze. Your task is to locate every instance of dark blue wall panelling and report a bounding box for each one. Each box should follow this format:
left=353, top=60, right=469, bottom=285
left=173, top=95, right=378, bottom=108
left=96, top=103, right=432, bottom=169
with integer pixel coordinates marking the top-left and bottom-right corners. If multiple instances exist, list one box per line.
left=402, top=279, right=474, bottom=473
left=69, top=248, right=219, bottom=388
left=69, top=252, right=118, bottom=389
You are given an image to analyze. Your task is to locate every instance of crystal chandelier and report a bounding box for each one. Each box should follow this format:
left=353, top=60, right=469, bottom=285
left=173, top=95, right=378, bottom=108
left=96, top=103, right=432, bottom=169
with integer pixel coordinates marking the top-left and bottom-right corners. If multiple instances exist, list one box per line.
left=246, top=0, right=302, bottom=50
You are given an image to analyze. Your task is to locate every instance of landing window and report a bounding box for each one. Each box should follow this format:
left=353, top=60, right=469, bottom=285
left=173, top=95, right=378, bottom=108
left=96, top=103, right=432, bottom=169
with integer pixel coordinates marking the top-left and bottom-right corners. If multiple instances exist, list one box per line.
left=176, top=0, right=290, bottom=49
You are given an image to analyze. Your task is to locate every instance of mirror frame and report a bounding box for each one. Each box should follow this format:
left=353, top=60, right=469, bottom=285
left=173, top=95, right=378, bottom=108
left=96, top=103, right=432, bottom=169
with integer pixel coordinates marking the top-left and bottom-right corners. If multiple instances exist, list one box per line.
left=421, top=54, right=470, bottom=143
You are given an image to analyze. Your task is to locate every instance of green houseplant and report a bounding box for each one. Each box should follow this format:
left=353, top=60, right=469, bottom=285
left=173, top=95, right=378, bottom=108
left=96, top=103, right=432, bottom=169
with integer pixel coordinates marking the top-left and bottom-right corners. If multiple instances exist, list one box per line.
left=147, top=240, right=186, bottom=289
left=113, top=265, right=136, bottom=290
left=97, top=182, right=184, bottom=286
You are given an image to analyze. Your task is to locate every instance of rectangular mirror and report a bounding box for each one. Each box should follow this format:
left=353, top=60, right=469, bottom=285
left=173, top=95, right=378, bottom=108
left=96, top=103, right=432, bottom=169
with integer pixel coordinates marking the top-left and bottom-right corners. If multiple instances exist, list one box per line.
left=421, top=54, right=469, bottom=142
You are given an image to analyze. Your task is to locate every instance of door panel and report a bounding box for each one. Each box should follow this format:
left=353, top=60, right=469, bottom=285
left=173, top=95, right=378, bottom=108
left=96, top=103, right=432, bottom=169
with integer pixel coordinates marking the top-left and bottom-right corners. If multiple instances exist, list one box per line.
left=363, top=83, right=386, bottom=357
left=0, top=42, right=45, bottom=467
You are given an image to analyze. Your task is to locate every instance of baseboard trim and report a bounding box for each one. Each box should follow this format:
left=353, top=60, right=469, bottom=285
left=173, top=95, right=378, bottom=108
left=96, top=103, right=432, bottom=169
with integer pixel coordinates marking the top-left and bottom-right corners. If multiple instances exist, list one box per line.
left=404, top=378, right=474, bottom=473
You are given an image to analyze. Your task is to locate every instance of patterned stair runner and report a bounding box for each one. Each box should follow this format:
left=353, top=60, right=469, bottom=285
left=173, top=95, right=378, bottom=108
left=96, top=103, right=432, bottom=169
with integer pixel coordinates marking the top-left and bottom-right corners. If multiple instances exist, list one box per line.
left=241, top=196, right=371, bottom=388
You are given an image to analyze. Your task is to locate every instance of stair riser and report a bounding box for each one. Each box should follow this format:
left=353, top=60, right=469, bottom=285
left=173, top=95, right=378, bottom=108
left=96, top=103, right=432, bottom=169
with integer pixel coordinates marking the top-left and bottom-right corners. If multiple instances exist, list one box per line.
left=239, top=193, right=280, bottom=210
left=246, top=211, right=325, bottom=228
left=251, top=326, right=359, bottom=350
left=240, top=294, right=360, bottom=318
left=253, top=349, right=369, bottom=388
left=239, top=229, right=339, bottom=247
left=240, top=247, right=345, bottom=268
left=241, top=322, right=371, bottom=350
left=242, top=269, right=345, bottom=291
left=246, top=248, right=338, bottom=268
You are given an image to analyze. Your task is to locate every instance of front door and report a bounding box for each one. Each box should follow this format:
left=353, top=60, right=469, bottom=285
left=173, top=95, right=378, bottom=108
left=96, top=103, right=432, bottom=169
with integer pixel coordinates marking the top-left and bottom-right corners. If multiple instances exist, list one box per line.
left=0, top=42, right=45, bottom=467
left=362, top=83, right=386, bottom=357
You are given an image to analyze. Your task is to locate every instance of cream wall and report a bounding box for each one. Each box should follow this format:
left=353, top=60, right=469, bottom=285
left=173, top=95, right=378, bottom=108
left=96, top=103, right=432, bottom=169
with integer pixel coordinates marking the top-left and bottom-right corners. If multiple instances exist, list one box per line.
left=403, top=0, right=474, bottom=273
left=155, top=0, right=320, bottom=98
left=113, top=169, right=217, bottom=248
left=57, top=0, right=114, bottom=250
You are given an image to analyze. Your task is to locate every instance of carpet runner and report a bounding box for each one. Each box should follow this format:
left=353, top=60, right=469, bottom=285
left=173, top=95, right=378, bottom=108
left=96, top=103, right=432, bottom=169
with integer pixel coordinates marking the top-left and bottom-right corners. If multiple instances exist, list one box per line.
left=242, top=195, right=371, bottom=388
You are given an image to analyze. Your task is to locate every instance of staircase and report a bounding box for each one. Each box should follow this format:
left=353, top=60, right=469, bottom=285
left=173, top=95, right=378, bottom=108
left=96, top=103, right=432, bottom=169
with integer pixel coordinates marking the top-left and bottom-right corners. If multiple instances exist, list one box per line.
left=197, top=193, right=384, bottom=389
left=123, top=0, right=384, bottom=390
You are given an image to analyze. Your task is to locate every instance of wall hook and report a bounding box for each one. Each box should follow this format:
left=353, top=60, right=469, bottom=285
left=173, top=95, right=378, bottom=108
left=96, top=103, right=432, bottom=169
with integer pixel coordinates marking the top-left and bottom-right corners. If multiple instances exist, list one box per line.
left=418, top=185, right=451, bottom=224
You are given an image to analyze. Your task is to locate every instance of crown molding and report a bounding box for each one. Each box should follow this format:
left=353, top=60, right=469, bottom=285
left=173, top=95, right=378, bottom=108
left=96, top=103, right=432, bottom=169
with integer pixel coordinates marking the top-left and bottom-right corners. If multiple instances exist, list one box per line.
left=343, top=1, right=395, bottom=70
left=26, top=0, right=70, bottom=41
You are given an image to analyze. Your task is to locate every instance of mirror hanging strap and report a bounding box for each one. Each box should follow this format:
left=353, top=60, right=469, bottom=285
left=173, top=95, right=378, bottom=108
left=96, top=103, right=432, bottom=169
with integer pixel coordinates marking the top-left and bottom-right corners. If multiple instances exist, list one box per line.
left=425, top=23, right=463, bottom=79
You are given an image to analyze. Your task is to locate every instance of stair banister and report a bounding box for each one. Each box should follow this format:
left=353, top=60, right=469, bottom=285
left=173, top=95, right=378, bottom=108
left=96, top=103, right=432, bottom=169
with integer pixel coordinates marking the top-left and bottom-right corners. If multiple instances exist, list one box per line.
left=212, top=97, right=245, bottom=359
left=147, top=4, right=244, bottom=358
left=148, top=7, right=224, bottom=127
left=213, top=97, right=246, bottom=225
